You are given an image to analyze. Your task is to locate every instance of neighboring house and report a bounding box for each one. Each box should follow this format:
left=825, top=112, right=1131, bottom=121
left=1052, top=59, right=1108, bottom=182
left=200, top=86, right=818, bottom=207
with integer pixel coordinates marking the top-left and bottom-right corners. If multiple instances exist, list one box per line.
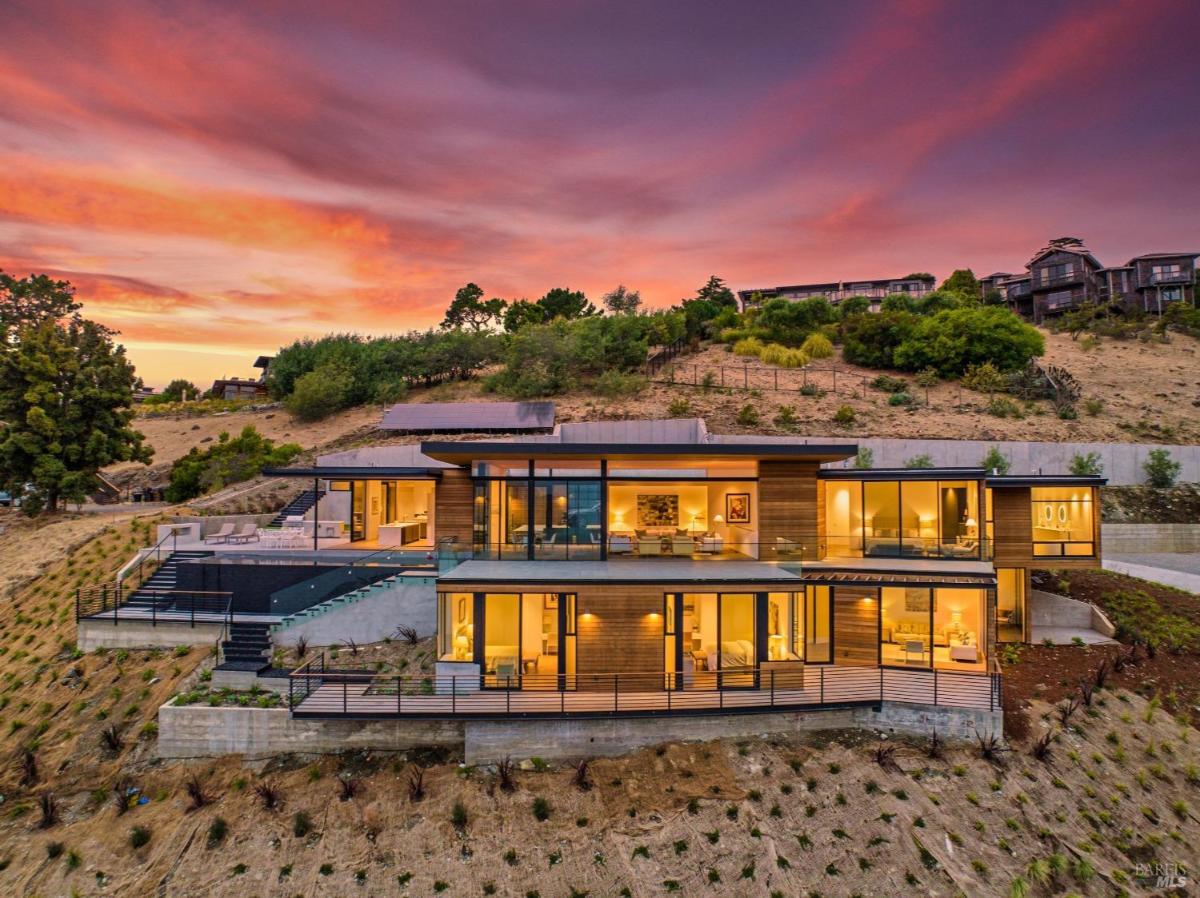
left=259, top=418, right=1102, bottom=723
left=209, top=354, right=275, bottom=400
left=1004, top=241, right=1198, bottom=321
left=737, top=275, right=936, bottom=310
left=132, top=386, right=157, bottom=403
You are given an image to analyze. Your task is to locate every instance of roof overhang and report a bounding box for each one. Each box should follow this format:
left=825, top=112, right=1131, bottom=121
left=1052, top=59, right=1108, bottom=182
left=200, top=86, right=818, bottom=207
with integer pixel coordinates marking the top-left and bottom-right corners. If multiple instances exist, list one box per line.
left=420, top=441, right=857, bottom=465
left=437, top=560, right=803, bottom=585
left=261, top=467, right=443, bottom=479
left=987, top=475, right=1106, bottom=488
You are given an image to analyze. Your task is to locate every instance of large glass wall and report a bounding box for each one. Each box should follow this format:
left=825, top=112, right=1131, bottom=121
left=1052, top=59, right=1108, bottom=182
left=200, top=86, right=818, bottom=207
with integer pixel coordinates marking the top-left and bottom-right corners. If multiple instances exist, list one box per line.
left=1031, top=487, right=1095, bottom=556
left=825, top=479, right=981, bottom=559
left=476, top=592, right=575, bottom=688
left=607, top=480, right=757, bottom=558
left=879, top=587, right=985, bottom=670
left=806, top=586, right=832, bottom=663
left=438, top=592, right=474, bottom=660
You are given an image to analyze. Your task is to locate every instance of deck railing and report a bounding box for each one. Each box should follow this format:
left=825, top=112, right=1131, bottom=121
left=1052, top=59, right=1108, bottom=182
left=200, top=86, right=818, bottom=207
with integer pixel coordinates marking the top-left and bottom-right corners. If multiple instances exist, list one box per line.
left=75, top=585, right=233, bottom=637
left=288, top=655, right=1001, bottom=719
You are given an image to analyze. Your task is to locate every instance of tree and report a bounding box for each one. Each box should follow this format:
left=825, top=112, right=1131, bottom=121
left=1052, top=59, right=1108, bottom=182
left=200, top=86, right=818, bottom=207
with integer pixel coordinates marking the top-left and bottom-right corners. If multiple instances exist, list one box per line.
left=838, top=296, right=872, bottom=319
left=441, top=283, right=507, bottom=332
left=602, top=284, right=642, bottom=315
left=0, top=314, right=151, bottom=512
left=755, top=297, right=836, bottom=346
left=694, top=276, right=737, bottom=309
left=284, top=363, right=352, bottom=421
left=160, top=379, right=200, bottom=402
left=940, top=269, right=980, bottom=295
left=537, top=287, right=596, bottom=321
left=1048, top=237, right=1085, bottom=249
left=165, top=425, right=300, bottom=502
left=841, top=310, right=919, bottom=369
left=0, top=272, right=80, bottom=343
left=503, top=299, right=547, bottom=333
left=1143, top=449, right=1180, bottom=488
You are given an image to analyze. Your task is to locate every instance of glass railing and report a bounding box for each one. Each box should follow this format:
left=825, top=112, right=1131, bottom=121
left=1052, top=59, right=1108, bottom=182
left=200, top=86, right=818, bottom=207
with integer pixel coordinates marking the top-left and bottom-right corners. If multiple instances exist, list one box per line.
left=268, top=547, right=422, bottom=615
left=1149, top=271, right=1191, bottom=285
left=821, top=536, right=992, bottom=562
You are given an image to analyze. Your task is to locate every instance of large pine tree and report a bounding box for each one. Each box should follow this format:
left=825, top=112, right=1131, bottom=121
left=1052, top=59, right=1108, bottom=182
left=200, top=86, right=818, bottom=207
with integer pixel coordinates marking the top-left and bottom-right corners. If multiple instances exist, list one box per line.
left=0, top=273, right=152, bottom=512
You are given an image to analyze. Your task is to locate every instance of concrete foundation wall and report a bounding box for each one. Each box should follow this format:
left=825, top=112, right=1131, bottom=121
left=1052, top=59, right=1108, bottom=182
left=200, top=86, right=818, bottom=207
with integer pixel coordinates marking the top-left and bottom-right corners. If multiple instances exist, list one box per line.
left=159, top=701, right=1000, bottom=762
left=272, top=577, right=437, bottom=648
left=1102, top=523, right=1200, bottom=553
left=463, top=703, right=1002, bottom=763
left=77, top=619, right=224, bottom=652
left=1103, top=559, right=1200, bottom=594
left=157, top=703, right=463, bottom=759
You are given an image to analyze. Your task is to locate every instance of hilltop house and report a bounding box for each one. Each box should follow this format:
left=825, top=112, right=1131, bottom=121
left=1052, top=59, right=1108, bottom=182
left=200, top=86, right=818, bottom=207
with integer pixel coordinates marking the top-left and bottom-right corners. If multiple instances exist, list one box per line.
left=736, top=275, right=936, bottom=310
left=79, top=418, right=1105, bottom=753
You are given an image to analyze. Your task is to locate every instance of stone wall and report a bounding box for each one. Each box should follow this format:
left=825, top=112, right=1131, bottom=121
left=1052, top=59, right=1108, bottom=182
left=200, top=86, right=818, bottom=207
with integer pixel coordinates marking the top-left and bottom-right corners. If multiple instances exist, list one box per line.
left=77, top=619, right=225, bottom=653
left=1101, top=523, right=1200, bottom=553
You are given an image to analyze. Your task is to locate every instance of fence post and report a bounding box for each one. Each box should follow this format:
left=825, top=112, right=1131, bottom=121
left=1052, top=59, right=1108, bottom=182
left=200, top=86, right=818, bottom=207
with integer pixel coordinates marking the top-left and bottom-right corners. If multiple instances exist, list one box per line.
left=397, top=676, right=402, bottom=715
left=770, top=669, right=775, bottom=707
left=506, top=679, right=511, bottom=714
left=933, top=669, right=939, bottom=706
left=667, top=676, right=672, bottom=713
left=720, top=368, right=724, bottom=388
left=743, top=366, right=748, bottom=389
left=343, top=677, right=348, bottom=714
left=288, top=674, right=294, bottom=710
left=452, top=676, right=456, bottom=715
left=832, top=369, right=837, bottom=394
left=613, top=673, right=619, bottom=713
left=820, top=666, right=825, bottom=704
left=774, top=370, right=778, bottom=391
left=75, top=588, right=79, bottom=622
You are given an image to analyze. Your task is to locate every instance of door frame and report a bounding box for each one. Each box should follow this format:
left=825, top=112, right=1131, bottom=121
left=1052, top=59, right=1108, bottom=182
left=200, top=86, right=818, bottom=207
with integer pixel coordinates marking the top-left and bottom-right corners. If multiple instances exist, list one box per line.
left=474, top=591, right=577, bottom=690
left=666, top=592, right=763, bottom=691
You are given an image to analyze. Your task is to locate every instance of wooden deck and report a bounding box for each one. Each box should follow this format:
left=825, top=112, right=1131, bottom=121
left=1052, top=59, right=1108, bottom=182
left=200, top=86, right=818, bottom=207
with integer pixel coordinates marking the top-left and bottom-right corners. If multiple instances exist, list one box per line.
left=290, top=664, right=999, bottom=719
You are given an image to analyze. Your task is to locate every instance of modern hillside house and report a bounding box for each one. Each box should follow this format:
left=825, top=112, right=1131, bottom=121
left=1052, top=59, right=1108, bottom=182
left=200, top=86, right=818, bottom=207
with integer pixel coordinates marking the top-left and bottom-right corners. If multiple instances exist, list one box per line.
left=232, top=418, right=1102, bottom=728
left=737, top=275, right=936, bottom=310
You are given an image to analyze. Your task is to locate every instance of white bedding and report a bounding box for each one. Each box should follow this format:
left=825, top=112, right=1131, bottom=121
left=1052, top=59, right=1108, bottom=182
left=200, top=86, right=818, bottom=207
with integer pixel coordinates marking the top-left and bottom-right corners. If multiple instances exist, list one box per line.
left=720, top=639, right=755, bottom=667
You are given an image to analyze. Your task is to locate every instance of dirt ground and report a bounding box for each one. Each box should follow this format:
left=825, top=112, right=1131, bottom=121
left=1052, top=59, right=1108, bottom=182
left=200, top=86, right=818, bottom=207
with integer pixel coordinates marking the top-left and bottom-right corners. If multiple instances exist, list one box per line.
left=2, top=517, right=1200, bottom=895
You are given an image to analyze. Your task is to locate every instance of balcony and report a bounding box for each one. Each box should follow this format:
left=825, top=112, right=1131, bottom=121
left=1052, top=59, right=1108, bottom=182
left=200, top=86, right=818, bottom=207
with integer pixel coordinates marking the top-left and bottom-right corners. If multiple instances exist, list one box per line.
left=822, top=536, right=991, bottom=562
left=1149, top=270, right=1192, bottom=286
left=1034, top=269, right=1082, bottom=289
left=288, top=656, right=1001, bottom=719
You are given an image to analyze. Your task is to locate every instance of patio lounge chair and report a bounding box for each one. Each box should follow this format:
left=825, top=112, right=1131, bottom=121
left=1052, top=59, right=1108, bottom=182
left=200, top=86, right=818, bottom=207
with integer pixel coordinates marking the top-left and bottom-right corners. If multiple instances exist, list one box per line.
left=227, top=523, right=260, bottom=544
left=203, top=523, right=235, bottom=544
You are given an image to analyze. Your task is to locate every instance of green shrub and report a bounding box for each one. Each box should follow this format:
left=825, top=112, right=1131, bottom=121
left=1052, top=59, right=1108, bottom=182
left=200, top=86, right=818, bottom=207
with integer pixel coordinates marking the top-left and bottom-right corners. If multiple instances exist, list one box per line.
left=1144, top=448, right=1180, bottom=488
left=206, top=817, right=228, bottom=849
left=733, top=337, right=765, bottom=357
left=594, top=370, right=647, bottom=398
left=852, top=448, right=873, bottom=469
left=962, top=361, right=1009, bottom=394
left=986, top=397, right=1022, bottom=418
left=758, top=343, right=789, bottom=366
left=532, top=797, right=550, bottom=821
left=736, top=404, right=760, bottom=426
left=799, top=382, right=823, bottom=397
left=888, top=392, right=915, bottom=407
left=164, top=426, right=300, bottom=503
left=130, top=826, right=151, bottom=849
left=833, top=405, right=855, bottom=426
left=893, top=306, right=1045, bottom=376
left=1069, top=452, right=1103, bottom=476
left=904, top=454, right=934, bottom=469
left=980, top=446, right=1011, bottom=475
left=870, top=374, right=909, bottom=393
left=773, top=405, right=798, bottom=429
left=284, top=362, right=353, bottom=421
left=841, top=310, right=919, bottom=369
left=800, top=332, right=834, bottom=360
left=667, top=398, right=692, bottom=417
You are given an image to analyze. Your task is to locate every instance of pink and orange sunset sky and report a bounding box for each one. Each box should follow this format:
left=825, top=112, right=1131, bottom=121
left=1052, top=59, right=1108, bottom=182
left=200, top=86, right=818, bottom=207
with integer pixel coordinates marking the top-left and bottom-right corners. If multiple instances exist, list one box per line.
left=1, top=0, right=1198, bottom=387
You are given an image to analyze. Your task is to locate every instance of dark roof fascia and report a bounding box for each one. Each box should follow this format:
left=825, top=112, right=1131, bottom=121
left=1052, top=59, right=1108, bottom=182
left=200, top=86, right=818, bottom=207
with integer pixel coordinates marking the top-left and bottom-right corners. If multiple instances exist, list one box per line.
left=820, top=467, right=986, bottom=481
left=261, top=466, right=444, bottom=479
left=420, top=441, right=858, bottom=463
left=437, top=572, right=801, bottom=587
left=986, top=475, right=1106, bottom=488
left=1126, top=252, right=1200, bottom=263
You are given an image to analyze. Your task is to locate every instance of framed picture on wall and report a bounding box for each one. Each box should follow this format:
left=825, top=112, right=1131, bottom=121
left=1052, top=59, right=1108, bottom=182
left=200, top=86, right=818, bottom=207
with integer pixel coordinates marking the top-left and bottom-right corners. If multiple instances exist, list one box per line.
left=456, top=596, right=467, bottom=625
left=726, top=493, right=751, bottom=524
left=545, top=594, right=559, bottom=610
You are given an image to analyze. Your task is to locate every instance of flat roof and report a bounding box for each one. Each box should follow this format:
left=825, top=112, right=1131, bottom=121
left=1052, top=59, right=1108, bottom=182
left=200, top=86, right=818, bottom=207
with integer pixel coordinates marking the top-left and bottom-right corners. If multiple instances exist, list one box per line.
left=820, top=467, right=985, bottom=481
left=380, top=401, right=555, bottom=433
left=987, top=475, right=1106, bottom=487
left=438, top=560, right=803, bottom=585
left=421, top=441, right=857, bottom=465
left=262, top=467, right=443, bottom=479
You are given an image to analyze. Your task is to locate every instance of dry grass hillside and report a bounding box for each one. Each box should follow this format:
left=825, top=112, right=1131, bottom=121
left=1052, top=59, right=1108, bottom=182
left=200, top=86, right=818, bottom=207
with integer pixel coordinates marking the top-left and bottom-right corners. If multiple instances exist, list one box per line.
left=1, top=503, right=1200, bottom=894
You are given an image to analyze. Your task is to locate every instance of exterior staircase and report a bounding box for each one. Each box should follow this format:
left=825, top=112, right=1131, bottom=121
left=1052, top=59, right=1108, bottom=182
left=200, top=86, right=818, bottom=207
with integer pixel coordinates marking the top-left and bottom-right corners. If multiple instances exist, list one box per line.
left=271, top=574, right=402, bottom=634
left=219, top=622, right=273, bottom=672
left=269, top=488, right=325, bottom=528
left=123, top=550, right=213, bottom=611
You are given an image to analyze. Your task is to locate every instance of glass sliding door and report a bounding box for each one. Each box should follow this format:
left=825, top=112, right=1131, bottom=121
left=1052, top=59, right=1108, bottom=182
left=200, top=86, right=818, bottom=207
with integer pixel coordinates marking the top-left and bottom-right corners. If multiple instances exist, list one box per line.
left=349, top=480, right=367, bottom=542
left=806, top=585, right=832, bottom=663
left=478, top=592, right=576, bottom=689
left=718, top=593, right=756, bottom=687
left=481, top=593, right=520, bottom=687
left=996, top=568, right=1025, bottom=643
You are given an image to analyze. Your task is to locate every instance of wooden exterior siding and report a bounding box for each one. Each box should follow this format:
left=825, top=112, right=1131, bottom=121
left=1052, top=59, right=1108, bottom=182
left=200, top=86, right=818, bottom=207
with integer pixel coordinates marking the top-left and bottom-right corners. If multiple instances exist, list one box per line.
left=833, top=586, right=879, bottom=666
left=758, top=461, right=822, bottom=558
left=434, top=468, right=475, bottom=545
left=991, top=486, right=1100, bottom=570
left=576, top=586, right=664, bottom=688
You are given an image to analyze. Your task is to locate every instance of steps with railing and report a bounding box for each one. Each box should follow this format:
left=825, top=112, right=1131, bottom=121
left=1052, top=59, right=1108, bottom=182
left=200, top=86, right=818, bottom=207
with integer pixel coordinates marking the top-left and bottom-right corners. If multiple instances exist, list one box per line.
left=268, top=488, right=324, bottom=528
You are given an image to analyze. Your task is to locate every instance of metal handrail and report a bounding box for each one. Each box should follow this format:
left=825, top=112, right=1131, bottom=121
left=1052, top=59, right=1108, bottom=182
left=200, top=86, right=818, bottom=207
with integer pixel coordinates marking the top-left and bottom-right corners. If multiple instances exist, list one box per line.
left=286, top=662, right=1000, bottom=718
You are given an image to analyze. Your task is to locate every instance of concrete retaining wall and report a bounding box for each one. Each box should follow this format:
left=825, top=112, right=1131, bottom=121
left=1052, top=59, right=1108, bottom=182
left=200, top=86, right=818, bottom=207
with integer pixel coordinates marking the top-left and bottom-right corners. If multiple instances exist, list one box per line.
left=158, top=701, right=1000, bottom=762
left=1104, top=559, right=1200, bottom=594
left=77, top=618, right=224, bottom=652
left=810, top=436, right=1200, bottom=485
left=1030, top=589, right=1115, bottom=636
left=157, top=703, right=463, bottom=759
left=272, top=576, right=437, bottom=648
left=1102, top=523, right=1200, bottom=553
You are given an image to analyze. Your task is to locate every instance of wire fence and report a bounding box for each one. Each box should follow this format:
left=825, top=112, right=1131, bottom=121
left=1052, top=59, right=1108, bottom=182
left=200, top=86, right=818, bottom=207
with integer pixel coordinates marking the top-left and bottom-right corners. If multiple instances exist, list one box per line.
left=649, top=361, right=978, bottom=408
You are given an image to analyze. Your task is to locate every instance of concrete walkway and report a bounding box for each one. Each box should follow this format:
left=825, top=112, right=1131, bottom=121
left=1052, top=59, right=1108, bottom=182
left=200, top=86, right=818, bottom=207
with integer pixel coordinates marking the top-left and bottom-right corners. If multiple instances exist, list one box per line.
left=1029, top=626, right=1117, bottom=646
left=1105, top=553, right=1200, bottom=594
